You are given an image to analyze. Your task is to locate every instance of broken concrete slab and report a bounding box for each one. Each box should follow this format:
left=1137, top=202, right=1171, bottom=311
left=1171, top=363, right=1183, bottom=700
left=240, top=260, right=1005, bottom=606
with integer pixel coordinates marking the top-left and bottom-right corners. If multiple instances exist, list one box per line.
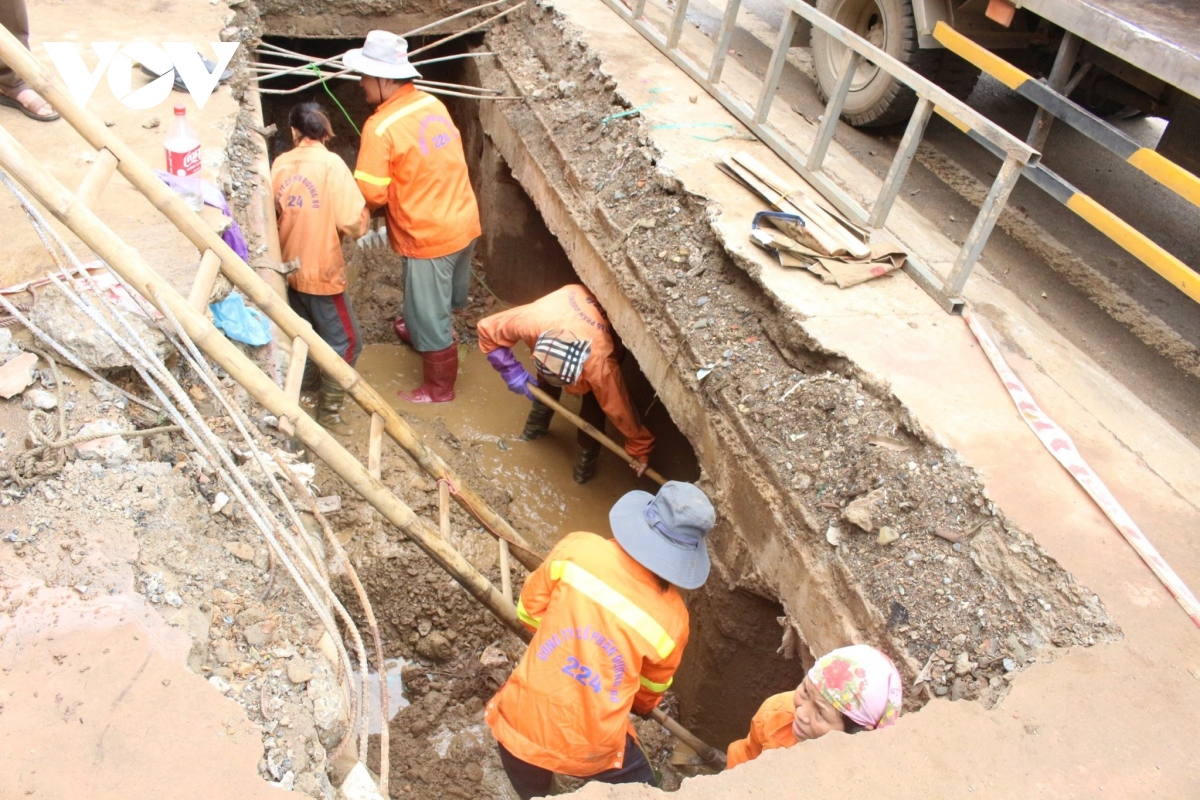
left=27, top=286, right=168, bottom=370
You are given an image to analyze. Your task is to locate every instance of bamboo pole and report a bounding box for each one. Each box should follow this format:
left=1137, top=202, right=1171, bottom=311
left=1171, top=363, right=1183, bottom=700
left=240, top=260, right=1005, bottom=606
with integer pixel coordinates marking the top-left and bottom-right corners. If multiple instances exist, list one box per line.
left=0, top=27, right=540, bottom=572
left=498, top=539, right=513, bottom=604
left=438, top=480, right=451, bottom=540
left=528, top=386, right=667, bottom=485
left=0, top=121, right=524, bottom=646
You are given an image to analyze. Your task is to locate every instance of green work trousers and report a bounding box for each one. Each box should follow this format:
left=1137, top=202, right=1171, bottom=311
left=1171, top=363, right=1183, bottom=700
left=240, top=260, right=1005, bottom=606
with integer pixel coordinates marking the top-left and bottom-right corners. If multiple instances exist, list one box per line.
left=402, top=238, right=476, bottom=352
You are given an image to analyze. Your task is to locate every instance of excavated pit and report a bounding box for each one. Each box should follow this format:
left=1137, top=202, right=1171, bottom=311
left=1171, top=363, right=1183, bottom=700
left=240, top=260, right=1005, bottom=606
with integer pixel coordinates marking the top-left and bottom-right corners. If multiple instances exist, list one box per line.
left=243, top=4, right=1120, bottom=794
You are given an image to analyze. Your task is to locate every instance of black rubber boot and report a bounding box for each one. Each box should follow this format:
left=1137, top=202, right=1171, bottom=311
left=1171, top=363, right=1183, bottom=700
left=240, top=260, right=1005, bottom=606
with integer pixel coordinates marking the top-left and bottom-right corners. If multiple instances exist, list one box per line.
left=316, top=375, right=352, bottom=435
left=573, top=445, right=601, bottom=485
left=301, top=360, right=321, bottom=393
left=521, top=400, right=555, bottom=441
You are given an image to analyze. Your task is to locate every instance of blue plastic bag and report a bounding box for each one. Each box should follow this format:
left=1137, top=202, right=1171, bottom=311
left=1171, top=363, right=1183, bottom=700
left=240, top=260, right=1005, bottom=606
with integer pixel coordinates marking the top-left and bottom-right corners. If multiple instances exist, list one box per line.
left=210, top=292, right=272, bottom=346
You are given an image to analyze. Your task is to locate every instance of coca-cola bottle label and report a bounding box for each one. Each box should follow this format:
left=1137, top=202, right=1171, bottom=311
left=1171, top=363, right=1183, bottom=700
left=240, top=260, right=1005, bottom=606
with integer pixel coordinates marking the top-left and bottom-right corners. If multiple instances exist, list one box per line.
left=166, top=146, right=201, bottom=177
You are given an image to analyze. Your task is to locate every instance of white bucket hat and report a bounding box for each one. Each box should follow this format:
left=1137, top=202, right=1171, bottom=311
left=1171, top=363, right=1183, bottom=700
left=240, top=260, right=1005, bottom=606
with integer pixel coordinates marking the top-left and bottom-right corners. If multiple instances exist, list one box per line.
left=343, top=31, right=421, bottom=81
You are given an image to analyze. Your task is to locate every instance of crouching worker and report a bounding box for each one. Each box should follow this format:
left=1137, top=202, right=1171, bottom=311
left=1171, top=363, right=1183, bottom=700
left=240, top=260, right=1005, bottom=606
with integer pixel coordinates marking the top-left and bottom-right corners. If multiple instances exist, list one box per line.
left=477, top=284, right=654, bottom=484
left=485, top=481, right=716, bottom=799
left=271, top=102, right=369, bottom=434
left=726, top=645, right=902, bottom=769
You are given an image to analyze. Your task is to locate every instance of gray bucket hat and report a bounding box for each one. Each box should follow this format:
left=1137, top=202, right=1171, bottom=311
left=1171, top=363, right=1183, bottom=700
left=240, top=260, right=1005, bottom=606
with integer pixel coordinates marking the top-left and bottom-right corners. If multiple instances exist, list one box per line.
left=343, top=31, right=421, bottom=81
left=609, top=481, right=714, bottom=590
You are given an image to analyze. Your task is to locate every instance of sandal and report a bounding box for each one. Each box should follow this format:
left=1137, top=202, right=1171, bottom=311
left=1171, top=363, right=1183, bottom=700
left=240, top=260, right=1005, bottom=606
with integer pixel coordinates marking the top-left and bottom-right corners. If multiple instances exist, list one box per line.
left=0, top=88, right=60, bottom=122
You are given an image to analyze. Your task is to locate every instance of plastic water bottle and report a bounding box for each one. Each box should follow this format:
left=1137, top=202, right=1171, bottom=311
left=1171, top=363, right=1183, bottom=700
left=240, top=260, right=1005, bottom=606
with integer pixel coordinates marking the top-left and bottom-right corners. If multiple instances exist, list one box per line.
left=164, top=105, right=203, bottom=211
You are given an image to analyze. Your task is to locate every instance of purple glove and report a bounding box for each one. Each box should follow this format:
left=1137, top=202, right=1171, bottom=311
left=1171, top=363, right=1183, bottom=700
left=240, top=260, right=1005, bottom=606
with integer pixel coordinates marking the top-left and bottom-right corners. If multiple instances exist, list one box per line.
left=486, top=347, right=535, bottom=400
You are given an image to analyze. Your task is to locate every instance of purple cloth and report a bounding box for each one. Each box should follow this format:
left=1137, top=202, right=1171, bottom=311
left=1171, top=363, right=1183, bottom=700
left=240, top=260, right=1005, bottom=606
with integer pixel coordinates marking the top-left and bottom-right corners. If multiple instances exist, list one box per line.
left=154, top=170, right=250, bottom=263
left=487, top=347, right=534, bottom=400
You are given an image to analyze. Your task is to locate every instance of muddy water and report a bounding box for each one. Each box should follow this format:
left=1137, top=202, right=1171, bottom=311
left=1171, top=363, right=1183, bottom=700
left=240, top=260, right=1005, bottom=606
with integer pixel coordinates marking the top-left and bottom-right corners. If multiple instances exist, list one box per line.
left=357, top=343, right=656, bottom=555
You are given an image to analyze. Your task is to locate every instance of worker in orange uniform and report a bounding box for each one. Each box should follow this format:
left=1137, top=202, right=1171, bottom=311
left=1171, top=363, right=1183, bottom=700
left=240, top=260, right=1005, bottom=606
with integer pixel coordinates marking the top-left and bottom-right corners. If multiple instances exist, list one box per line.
left=271, top=102, right=369, bottom=434
left=476, top=284, right=654, bottom=484
left=486, top=481, right=715, bottom=799
left=344, top=30, right=481, bottom=403
left=725, top=645, right=903, bottom=769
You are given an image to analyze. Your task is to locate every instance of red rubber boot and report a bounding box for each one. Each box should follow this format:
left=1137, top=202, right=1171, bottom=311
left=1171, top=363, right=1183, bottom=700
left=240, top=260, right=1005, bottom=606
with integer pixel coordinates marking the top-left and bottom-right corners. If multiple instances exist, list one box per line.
left=394, top=316, right=458, bottom=348
left=397, top=344, right=458, bottom=403
left=393, top=316, right=412, bottom=345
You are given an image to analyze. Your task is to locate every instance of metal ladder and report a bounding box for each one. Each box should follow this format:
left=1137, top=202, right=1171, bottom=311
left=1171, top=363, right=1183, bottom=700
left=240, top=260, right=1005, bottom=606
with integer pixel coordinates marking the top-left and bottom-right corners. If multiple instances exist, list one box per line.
left=604, top=0, right=1042, bottom=312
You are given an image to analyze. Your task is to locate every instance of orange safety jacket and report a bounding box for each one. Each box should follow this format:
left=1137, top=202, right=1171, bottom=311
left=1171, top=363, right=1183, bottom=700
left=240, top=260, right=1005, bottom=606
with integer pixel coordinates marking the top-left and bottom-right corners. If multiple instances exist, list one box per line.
left=271, top=140, right=369, bottom=295
left=485, top=531, right=689, bottom=777
left=353, top=84, right=481, bottom=259
left=725, top=691, right=798, bottom=769
left=475, top=284, right=655, bottom=462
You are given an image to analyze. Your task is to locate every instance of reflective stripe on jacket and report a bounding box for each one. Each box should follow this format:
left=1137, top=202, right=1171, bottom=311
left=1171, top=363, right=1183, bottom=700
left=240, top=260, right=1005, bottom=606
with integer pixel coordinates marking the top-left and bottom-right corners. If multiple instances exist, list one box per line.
left=353, top=84, right=481, bottom=259
left=725, top=691, right=798, bottom=769
left=475, top=284, right=655, bottom=461
left=271, top=140, right=368, bottom=295
left=485, top=531, right=689, bottom=777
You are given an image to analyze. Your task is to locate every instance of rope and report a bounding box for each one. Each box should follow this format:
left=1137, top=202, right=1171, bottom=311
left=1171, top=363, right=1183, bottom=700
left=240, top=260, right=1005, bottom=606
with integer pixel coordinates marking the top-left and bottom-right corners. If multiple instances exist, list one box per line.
left=309, top=63, right=360, bottom=136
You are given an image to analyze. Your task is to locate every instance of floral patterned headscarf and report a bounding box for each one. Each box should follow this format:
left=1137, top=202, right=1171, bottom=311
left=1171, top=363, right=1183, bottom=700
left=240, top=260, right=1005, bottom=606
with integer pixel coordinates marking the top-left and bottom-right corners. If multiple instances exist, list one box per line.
left=808, top=645, right=902, bottom=730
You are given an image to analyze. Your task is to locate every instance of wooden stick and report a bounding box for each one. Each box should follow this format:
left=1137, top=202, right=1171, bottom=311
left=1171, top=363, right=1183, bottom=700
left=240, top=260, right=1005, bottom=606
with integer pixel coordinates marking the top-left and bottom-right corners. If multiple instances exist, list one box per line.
left=187, top=249, right=222, bottom=311
left=439, top=480, right=451, bottom=540
left=75, top=147, right=118, bottom=210
left=498, top=539, right=513, bottom=604
left=528, top=385, right=666, bottom=486
left=368, top=412, right=384, bottom=480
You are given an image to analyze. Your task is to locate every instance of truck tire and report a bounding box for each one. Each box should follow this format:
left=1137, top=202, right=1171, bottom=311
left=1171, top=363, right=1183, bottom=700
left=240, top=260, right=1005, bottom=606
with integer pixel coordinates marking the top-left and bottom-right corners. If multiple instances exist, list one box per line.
left=812, top=0, right=979, bottom=128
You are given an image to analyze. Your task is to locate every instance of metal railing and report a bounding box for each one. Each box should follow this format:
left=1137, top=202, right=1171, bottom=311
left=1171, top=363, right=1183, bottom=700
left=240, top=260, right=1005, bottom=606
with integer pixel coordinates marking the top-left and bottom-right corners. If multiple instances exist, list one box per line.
left=605, top=0, right=1043, bottom=312
left=933, top=22, right=1200, bottom=306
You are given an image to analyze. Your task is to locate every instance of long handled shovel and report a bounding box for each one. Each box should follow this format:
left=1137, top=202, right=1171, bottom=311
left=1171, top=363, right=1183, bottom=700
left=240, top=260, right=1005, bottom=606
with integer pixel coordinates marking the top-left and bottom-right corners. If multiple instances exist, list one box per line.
left=527, top=385, right=669, bottom=486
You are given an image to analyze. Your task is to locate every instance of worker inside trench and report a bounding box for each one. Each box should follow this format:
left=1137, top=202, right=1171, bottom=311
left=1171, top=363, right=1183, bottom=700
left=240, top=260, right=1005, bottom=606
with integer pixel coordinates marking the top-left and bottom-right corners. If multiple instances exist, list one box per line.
left=258, top=32, right=811, bottom=793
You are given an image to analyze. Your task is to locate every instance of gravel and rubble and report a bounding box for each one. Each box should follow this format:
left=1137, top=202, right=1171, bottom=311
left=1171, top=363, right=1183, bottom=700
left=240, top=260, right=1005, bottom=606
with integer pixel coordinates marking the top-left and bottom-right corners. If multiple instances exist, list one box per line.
left=0, top=336, right=351, bottom=799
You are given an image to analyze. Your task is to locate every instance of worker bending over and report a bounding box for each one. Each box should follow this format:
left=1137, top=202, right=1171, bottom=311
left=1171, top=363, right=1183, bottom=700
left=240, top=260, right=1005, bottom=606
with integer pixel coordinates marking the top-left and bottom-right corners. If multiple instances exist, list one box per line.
left=271, top=102, right=369, bottom=433
left=486, top=481, right=715, bottom=799
left=345, top=30, right=481, bottom=403
left=726, top=645, right=902, bottom=769
left=477, top=284, right=654, bottom=484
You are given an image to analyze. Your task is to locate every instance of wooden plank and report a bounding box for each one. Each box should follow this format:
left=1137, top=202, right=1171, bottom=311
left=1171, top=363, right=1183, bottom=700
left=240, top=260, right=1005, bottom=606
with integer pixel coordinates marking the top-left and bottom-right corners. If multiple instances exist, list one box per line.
left=368, top=412, right=384, bottom=480
left=438, top=480, right=451, bottom=540
left=730, top=152, right=871, bottom=257
left=499, top=539, right=513, bottom=604
left=75, top=148, right=119, bottom=210
left=187, top=249, right=223, bottom=312
left=277, top=335, right=309, bottom=436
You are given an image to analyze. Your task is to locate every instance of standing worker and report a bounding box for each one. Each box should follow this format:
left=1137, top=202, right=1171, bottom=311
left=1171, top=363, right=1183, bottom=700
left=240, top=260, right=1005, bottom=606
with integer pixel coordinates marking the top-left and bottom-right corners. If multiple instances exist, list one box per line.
left=0, top=0, right=59, bottom=120
left=477, top=284, right=654, bottom=484
left=486, top=481, right=716, bottom=799
left=344, top=30, right=481, bottom=404
left=271, top=102, right=369, bottom=434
